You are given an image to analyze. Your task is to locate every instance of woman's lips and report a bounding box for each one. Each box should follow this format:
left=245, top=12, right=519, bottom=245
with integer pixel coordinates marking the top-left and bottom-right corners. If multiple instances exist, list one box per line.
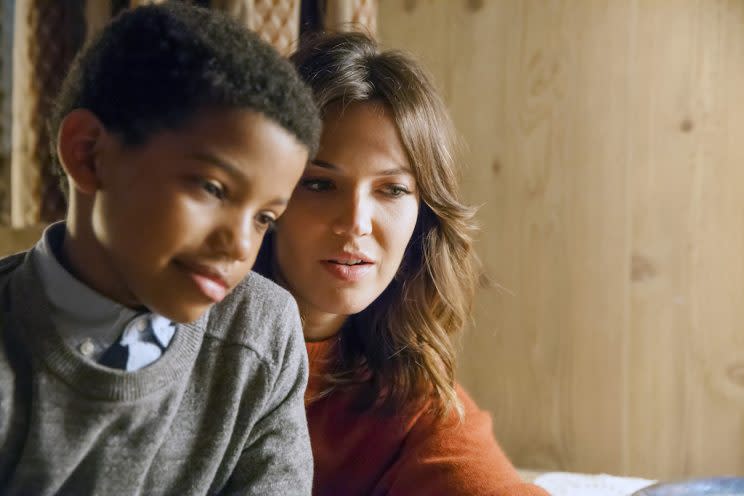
left=320, top=260, right=374, bottom=282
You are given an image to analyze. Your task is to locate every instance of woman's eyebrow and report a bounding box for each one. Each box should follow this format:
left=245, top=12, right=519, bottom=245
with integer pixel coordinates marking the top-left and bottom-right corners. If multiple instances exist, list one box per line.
left=309, top=159, right=339, bottom=170
left=310, top=159, right=412, bottom=177
left=376, top=167, right=412, bottom=177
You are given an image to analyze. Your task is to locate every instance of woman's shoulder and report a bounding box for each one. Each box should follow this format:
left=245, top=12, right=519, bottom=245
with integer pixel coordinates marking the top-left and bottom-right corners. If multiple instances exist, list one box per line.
left=385, top=382, right=549, bottom=495
left=407, top=382, right=494, bottom=439
left=453, top=382, right=496, bottom=425
left=306, top=378, right=548, bottom=495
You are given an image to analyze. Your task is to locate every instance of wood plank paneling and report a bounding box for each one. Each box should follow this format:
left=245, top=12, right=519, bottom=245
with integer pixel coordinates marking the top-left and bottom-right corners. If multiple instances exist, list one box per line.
left=379, top=0, right=744, bottom=479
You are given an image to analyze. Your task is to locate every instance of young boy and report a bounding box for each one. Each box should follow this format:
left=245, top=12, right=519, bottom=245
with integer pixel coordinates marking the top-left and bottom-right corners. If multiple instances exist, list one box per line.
left=0, top=3, right=320, bottom=495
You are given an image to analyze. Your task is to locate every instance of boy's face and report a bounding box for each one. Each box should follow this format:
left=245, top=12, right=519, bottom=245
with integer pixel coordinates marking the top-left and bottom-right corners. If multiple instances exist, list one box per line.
left=89, top=109, right=308, bottom=322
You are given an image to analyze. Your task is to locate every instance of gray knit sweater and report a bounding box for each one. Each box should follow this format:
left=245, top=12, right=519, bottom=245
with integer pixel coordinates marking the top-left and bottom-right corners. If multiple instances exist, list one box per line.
left=0, top=250, right=312, bottom=495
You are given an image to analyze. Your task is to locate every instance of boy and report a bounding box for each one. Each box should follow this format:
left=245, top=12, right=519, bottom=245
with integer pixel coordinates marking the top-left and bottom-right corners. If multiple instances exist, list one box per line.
left=0, top=3, right=320, bottom=495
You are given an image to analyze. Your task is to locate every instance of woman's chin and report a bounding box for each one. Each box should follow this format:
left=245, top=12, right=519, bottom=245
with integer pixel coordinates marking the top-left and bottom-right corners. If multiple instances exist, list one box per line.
left=314, top=297, right=374, bottom=317
left=298, top=283, right=385, bottom=318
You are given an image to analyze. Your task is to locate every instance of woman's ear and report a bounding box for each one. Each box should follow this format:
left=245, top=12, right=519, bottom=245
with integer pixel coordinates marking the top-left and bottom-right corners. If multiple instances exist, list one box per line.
left=56, top=109, right=105, bottom=196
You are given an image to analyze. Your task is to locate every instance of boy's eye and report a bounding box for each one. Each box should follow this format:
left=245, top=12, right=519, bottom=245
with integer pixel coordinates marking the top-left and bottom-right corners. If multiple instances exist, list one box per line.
left=201, top=179, right=226, bottom=200
left=255, top=212, right=277, bottom=231
left=382, top=184, right=412, bottom=198
left=300, top=178, right=333, bottom=192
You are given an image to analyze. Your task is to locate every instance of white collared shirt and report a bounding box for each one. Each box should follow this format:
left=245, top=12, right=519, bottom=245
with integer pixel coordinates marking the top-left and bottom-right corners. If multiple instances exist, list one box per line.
left=32, top=222, right=175, bottom=370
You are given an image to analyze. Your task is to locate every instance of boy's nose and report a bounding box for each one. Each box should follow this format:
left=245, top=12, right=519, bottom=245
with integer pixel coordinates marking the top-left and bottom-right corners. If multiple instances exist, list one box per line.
left=210, top=213, right=254, bottom=262
left=331, top=192, right=372, bottom=237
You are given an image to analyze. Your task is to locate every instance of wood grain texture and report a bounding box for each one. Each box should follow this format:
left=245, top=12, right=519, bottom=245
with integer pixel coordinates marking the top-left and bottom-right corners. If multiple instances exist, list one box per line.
left=379, top=0, right=744, bottom=479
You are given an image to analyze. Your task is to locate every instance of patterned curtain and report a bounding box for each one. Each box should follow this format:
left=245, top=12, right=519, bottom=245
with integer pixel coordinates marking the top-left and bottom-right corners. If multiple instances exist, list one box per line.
left=322, top=0, right=377, bottom=36
left=10, top=0, right=85, bottom=227
left=0, top=0, right=12, bottom=226
left=211, top=0, right=300, bottom=56
left=4, top=0, right=379, bottom=228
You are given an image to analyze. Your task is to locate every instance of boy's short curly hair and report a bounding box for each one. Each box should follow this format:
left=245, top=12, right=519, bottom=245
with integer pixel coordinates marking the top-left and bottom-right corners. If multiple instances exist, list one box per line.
left=50, top=1, right=320, bottom=191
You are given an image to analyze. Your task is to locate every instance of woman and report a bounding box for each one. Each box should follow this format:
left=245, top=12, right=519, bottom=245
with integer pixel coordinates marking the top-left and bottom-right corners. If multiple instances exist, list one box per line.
left=255, top=32, right=547, bottom=496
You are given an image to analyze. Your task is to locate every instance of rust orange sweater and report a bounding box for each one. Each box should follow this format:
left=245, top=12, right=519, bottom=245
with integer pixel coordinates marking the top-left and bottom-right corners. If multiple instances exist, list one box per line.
left=306, top=339, right=549, bottom=496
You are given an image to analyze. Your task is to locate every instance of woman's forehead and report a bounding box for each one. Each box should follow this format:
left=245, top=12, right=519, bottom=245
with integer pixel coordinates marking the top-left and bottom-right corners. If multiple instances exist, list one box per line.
left=317, top=102, right=411, bottom=174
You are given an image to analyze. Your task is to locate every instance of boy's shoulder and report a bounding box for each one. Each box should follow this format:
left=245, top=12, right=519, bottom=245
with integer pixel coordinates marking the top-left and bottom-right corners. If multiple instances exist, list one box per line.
left=202, top=271, right=301, bottom=365
left=0, top=251, right=28, bottom=282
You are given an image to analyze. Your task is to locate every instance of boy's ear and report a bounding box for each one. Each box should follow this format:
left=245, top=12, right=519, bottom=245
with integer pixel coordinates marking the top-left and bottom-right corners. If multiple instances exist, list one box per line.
left=57, top=109, right=105, bottom=196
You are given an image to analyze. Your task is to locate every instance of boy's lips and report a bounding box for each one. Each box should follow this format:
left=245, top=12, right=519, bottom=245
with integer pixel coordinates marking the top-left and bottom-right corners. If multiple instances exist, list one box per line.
left=175, top=259, right=231, bottom=303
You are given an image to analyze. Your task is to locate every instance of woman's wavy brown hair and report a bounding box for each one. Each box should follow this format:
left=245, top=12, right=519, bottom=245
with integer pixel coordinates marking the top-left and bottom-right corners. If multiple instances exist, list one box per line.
left=272, top=32, right=478, bottom=418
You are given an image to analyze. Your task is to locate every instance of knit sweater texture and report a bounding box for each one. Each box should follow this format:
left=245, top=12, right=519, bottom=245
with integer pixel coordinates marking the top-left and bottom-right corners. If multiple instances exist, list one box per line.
left=305, top=339, right=549, bottom=496
left=0, top=250, right=312, bottom=495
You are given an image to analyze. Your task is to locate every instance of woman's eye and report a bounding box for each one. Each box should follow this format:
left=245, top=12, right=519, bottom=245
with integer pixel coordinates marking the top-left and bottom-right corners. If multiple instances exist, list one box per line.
left=300, top=178, right=333, bottom=192
left=255, top=212, right=276, bottom=231
left=201, top=180, right=226, bottom=200
left=383, top=184, right=411, bottom=198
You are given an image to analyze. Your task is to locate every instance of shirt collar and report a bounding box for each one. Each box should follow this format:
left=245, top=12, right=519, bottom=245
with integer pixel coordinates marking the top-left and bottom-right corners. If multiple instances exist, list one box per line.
left=150, top=315, right=177, bottom=348
left=32, top=222, right=173, bottom=348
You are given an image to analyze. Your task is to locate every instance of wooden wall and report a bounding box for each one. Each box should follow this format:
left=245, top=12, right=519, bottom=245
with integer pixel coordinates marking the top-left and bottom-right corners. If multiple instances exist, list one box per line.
left=379, top=0, right=744, bottom=480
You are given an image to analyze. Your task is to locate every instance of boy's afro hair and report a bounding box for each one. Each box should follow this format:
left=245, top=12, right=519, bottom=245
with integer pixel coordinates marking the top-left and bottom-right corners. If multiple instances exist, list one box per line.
left=50, top=1, right=320, bottom=174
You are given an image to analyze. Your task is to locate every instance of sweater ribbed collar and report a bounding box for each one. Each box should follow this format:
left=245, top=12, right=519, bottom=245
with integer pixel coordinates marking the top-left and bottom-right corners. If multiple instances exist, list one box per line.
left=7, top=250, right=207, bottom=402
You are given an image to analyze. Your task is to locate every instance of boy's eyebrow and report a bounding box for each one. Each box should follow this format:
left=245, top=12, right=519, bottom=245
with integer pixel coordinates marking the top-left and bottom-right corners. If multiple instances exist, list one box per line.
left=192, top=151, right=289, bottom=206
left=191, top=151, right=246, bottom=180
left=310, top=159, right=412, bottom=177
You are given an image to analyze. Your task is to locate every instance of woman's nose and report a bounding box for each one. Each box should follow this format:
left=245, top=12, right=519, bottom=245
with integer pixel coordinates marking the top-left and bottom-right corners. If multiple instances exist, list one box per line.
left=331, top=191, right=372, bottom=237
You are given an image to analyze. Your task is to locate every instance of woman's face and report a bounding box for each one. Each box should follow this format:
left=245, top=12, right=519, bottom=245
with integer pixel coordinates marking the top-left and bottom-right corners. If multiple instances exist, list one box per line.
left=274, top=101, right=420, bottom=319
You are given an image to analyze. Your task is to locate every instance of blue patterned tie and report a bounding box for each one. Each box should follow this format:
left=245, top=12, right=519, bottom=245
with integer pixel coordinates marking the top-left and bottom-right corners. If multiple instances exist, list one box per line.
left=99, top=314, right=173, bottom=371
left=98, top=336, right=130, bottom=370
